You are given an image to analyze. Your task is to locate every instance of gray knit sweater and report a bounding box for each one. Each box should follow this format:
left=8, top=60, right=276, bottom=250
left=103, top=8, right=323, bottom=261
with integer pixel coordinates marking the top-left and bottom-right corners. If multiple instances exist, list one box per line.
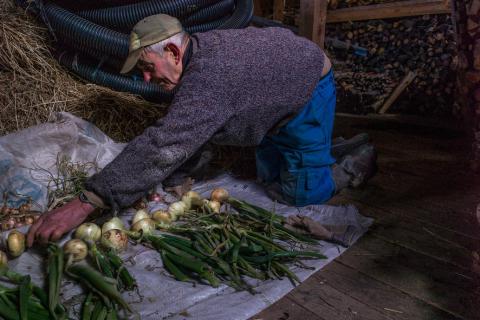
left=85, top=27, right=325, bottom=210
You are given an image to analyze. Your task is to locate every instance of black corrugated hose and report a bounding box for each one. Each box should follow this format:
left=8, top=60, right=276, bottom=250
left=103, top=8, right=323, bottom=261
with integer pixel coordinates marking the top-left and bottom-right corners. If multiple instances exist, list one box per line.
left=16, top=0, right=253, bottom=102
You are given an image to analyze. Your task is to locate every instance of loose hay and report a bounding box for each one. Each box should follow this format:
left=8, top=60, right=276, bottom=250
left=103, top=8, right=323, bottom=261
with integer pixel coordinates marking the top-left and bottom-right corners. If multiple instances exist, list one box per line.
left=0, top=0, right=166, bottom=142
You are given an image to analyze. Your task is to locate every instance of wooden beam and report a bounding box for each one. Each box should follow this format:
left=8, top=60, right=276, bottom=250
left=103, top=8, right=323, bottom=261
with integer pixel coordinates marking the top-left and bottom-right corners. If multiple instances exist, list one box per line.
left=378, top=71, right=416, bottom=114
left=326, top=0, right=451, bottom=23
left=273, top=0, right=285, bottom=21
left=299, top=0, right=328, bottom=48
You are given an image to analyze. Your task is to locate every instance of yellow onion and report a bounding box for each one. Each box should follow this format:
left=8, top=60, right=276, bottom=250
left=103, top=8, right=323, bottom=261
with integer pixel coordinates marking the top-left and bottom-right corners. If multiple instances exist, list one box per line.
left=75, top=223, right=101, bottom=242
left=131, top=218, right=156, bottom=234
left=0, top=250, right=8, bottom=267
left=132, top=209, right=151, bottom=225
left=101, top=229, right=128, bottom=252
left=210, top=188, right=229, bottom=203
left=181, top=191, right=203, bottom=210
left=25, top=216, right=34, bottom=225
left=7, top=230, right=25, bottom=258
left=168, top=201, right=187, bottom=219
left=206, top=200, right=221, bottom=214
left=152, top=210, right=174, bottom=224
left=101, top=217, right=125, bottom=234
left=63, top=239, right=88, bottom=262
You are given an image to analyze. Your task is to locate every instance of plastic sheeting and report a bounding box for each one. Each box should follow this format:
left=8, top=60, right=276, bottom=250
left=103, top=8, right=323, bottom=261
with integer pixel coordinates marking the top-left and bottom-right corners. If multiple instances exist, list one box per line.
left=0, top=113, right=373, bottom=319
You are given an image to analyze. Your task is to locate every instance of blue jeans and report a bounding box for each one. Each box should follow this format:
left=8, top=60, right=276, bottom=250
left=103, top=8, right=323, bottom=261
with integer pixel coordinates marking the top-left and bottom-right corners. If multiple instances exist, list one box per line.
left=256, top=70, right=336, bottom=206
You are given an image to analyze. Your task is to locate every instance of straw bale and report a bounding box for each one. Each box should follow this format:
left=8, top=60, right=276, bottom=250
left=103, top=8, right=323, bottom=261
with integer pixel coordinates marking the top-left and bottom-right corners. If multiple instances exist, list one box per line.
left=0, top=0, right=166, bottom=142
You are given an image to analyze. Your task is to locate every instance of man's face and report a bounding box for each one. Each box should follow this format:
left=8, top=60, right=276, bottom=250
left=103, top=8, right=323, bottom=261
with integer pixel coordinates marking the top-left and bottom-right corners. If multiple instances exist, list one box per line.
left=137, top=44, right=183, bottom=91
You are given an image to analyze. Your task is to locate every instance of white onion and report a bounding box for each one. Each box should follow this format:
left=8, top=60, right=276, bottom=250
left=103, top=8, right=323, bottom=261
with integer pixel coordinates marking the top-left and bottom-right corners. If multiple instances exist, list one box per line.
left=63, top=239, right=88, bottom=262
left=130, top=218, right=156, bottom=234
left=101, top=229, right=128, bottom=252
left=168, top=201, right=187, bottom=219
left=181, top=191, right=202, bottom=209
left=75, top=223, right=101, bottom=242
left=206, top=200, right=221, bottom=214
left=152, top=210, right=174, bottom=224
left=101, top=217, right=125, bottom=234
left=132, top=209, right=151, bottom=225
left=7, top=230, right=25, bottom=258
left=210, top=188, right=229, bottom=203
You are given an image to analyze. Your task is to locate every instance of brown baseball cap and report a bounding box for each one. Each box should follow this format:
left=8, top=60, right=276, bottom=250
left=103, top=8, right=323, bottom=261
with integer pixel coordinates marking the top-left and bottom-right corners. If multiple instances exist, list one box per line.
left=120, top=14, right=183, bottom=74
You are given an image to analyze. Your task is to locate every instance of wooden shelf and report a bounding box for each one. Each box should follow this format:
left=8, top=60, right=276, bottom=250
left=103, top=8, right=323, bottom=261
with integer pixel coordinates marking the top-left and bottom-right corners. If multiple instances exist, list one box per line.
left=326, top=0, right=452, bottom=23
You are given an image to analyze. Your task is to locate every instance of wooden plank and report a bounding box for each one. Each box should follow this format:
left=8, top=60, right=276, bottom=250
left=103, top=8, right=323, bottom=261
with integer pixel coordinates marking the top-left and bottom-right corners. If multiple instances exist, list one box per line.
left=378, top=71, right=417, bottom=114
left=299, top=0, right=328, bottom=48
left=335, top=164, right=480, bottom=239
left=318, top=262, right=462, bottom=319
left=252, top=296, right=324, bottom=320
left=273, top=0, right=285, bottom=21
left=330, top=189, right=478, bottom=271
left=336, top=235, right=480, bottom=298
left=326, top=0, right=451, bottom=23
left=288, top=274, right=393, bottom=320
left=334, top=236, right=480, bottom=319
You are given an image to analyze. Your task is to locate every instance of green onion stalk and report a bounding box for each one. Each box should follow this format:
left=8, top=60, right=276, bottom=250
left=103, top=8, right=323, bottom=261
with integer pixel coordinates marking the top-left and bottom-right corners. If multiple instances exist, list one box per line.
left=58, top=241, right=133, bottom=317
left=0, top=249, right=63, bottom=320
left=129, top=196, right=326, bottom=292
left=89, top=243, right=137, bottom=291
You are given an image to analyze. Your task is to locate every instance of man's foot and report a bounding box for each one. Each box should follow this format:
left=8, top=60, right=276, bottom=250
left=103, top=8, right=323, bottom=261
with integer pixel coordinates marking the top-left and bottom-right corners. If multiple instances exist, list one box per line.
left=331, top=133, right=370, bottom=160
left=337, top=143, right=377, bottom=187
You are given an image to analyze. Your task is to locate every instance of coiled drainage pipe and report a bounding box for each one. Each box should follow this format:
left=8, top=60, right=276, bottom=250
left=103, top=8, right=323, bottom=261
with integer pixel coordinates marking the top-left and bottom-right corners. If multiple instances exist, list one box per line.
left=17, top=0, right=253, bottom=102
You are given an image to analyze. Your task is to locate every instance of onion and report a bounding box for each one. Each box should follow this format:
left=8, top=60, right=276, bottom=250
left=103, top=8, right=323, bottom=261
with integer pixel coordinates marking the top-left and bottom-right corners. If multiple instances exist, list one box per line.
left=210, top=188, right=229, bottom=203
left=5, top=218, right=15, bottom=230
left=7, top=230, right=25, bottom=258
left=168, top=201, right=187, bottom=219
left=101, top=229, right=128, bottom=252
left=131, top=218, right=156, bottom=234
left=101, top=217, right=125, bottom=234
left=206, top=200, right=221, bottom=214
left=148, top=192, right=163, bottom=202
left=152, top=210, right=174, bottom=224
left=63, top=239, right=88, bottom=262
left=0, top=250, right=8, bottom=267
left=25, top=216, right=34, bottom=225
left=181, top=191, right=202, bottom=209
left=75, top=223, right=101, bottom=242
left=132, top=209, right=151, bottom=225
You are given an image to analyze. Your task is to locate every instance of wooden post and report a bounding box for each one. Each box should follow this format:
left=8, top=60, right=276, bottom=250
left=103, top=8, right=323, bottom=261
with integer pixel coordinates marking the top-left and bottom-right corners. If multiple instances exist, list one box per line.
left=273, top=0, right=285, bottom=21
left=299, top=0, right=328, bottom=48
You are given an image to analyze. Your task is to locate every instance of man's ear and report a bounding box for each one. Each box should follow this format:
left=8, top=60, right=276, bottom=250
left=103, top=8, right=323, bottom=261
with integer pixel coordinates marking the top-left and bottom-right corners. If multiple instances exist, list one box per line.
left=165, top=43, right=181, bottom=64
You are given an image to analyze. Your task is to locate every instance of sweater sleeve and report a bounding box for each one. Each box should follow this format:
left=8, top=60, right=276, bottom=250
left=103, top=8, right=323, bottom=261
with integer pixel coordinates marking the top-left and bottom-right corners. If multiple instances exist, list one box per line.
left=84, top=63, right=233, bottom=211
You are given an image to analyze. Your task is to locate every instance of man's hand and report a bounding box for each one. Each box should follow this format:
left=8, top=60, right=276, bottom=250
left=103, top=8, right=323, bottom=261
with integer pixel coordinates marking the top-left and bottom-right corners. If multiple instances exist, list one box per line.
left=27, top=197, right=95, bottom=247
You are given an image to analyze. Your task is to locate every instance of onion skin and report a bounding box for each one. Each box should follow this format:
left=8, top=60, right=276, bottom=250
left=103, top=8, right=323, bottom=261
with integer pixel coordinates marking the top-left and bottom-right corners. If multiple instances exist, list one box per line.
left=181, top=191, right=202, bottom=209
left=132, top=209, right=151, bottom=225
left=63, top=239, right=88, bottom=262
left=75, top=223, right=102, bottom=242
left=131, top=218, right=156, bottom=234
left=207, top=200, right=221, bottom=214
left=168, top=201, right=187, bottom=219
left=101, top=229, right=128, bottom=252
left=101, top=217, right=125, bottom=234
left=25, top=216, right=34, bottom=225
left=152, top=210, right=173, bottom=224
left=0, top=250, right=8, bottom=267
left=210, top=188, right=229, bottom=203
left=7, top=230, right=25, bottom=258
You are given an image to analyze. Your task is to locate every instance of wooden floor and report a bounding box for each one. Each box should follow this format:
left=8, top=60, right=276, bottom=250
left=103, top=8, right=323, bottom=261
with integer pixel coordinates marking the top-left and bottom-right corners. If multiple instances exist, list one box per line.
left=252, top=114, right=480, bottom=320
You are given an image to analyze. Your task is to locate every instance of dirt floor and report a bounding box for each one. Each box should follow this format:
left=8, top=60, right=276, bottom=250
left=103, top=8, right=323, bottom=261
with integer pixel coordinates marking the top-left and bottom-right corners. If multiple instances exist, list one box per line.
left=251, top=114, right=480, bottom=320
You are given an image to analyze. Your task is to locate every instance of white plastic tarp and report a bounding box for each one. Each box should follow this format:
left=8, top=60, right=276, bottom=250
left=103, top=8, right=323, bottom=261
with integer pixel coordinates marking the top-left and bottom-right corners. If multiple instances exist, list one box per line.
left=0, top=113, right=373, bottom=319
